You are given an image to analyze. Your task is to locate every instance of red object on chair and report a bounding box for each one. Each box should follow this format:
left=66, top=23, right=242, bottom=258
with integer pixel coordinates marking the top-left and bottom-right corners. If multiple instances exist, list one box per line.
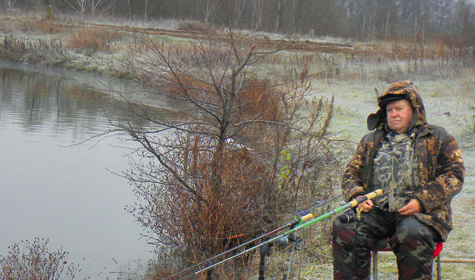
left=371, top=238, right=443, bottom=280
left=433, top=242, right=443, bottom=258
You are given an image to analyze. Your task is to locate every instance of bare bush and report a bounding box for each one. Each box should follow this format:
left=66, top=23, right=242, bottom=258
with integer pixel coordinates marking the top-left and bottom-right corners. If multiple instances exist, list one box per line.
left=0, top=238, right=81, bottom=280
left=115, top=25, right=342, bottom=278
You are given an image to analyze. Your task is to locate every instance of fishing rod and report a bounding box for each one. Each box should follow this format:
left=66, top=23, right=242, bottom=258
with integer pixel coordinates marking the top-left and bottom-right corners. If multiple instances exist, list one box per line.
left=166, top=213, right=313, bottom=280
left=164, top=193, right=342, bottom=280
left=190, top=189, right=383, bottom=278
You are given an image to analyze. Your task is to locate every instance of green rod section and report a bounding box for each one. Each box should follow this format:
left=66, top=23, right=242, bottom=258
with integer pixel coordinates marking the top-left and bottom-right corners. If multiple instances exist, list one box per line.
left=191, top=189, right=383, bottom=277
left=283, top=188, right=382, bottom=234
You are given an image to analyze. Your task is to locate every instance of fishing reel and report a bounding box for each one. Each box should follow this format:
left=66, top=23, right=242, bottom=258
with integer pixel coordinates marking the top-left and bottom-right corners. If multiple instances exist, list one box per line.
left=338, top=209, right=356, bottom=223
left=278, top=232, right=301, bottom=247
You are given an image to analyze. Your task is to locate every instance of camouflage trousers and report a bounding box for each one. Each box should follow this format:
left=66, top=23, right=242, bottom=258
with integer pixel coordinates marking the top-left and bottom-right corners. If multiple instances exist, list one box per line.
left=332, top=207, right=438, bottom=280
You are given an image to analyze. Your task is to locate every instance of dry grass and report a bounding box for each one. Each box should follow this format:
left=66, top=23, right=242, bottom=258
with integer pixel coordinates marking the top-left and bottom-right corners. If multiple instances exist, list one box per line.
left=177, top=20, right=217, bottom=34
left=67, top=27, right=122, bottom=52
left=1, top=14, right=473, bottom=83
left=20, top=20, right=64, bottom=34
left=0, top=19, right=63, bottom=34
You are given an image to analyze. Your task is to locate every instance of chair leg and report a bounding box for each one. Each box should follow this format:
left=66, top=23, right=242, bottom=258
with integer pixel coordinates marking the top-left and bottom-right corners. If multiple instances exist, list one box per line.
left=372, top=251, right=378, bottom=280
left=436, top=254, right=441, bottom=280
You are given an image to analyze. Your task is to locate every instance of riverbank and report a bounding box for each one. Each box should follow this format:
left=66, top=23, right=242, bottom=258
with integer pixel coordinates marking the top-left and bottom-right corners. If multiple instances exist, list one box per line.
left=0, top=11, right=361, bottom=80
left=1, top=10, right=474, bottom=280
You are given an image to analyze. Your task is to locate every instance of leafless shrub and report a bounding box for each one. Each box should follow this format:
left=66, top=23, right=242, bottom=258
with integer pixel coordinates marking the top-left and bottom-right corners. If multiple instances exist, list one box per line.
left=115, top=22, right=343, bottom=278
left=0, top=238, right=82, bottom=280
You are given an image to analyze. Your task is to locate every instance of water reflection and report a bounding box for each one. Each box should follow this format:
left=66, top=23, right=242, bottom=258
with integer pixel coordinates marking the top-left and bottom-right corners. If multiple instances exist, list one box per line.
left=0, top=63, right=155, bottom=138
left=0, top=62, right=155, bottom=279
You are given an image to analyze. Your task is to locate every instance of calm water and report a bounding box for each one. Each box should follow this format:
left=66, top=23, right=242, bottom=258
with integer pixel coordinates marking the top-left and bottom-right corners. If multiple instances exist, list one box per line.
left=0, top=62, right=158, bottom=279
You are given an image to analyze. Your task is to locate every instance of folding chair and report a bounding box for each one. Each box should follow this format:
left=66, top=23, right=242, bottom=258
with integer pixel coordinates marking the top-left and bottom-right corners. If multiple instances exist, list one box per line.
left=371, top=238, right=443, bottom=280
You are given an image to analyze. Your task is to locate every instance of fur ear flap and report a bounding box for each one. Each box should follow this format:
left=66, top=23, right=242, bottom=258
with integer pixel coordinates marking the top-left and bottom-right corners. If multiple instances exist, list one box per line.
left=367, top=110, right=383, bottom=130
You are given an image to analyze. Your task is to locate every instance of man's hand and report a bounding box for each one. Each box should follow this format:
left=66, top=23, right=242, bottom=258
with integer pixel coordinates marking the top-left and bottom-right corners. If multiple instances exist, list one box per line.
left=398, top=199, right=421, bottom=215
left=356, top=195, right=374, bottom=212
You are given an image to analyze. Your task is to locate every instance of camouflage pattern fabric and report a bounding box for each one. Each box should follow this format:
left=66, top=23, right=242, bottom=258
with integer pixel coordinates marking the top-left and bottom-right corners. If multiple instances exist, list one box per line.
left=372, top=130, right=421, bottom=212
left=340, top=81, right=464, bottom=241
left=333, top=81, right=464, bottom=279
left=332, top=208, right=437, bottom=280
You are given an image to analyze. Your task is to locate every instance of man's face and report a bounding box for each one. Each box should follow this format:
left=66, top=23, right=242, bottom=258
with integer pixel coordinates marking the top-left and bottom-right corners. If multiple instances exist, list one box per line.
left=386, top=99, right=414, bottom=134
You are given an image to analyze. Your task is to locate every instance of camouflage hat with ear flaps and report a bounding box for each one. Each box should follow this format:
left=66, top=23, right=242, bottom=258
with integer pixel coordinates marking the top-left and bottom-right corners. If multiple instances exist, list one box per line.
left=377, top=81, right=421, bottom=109
left=367, top=81, right=427, bottom=131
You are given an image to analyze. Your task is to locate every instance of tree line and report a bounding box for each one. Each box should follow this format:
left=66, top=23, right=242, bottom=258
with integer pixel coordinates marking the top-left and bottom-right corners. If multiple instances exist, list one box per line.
left=3, top=0, right=474, bottom=45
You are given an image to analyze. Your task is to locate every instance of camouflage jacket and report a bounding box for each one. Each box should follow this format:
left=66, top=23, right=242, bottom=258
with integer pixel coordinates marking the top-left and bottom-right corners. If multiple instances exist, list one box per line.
left=342, top=81, right=465, bottom=241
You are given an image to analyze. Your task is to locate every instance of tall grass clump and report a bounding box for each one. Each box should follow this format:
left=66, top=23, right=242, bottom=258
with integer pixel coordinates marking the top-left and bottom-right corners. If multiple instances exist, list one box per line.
left=68, top=27, right=122, bottom=52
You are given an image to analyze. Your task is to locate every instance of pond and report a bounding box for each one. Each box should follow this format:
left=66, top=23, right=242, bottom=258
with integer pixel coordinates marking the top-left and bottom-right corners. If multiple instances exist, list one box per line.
left=0, top=61, right=161, bottom=279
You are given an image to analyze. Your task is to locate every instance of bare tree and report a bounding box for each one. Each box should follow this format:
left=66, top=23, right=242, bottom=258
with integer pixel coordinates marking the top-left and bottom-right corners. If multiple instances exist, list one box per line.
left=64, top=0, right=88, bottom=23
left=232, top=0, right=250, bottom=27
left=275, top=0, right=287, bottom=32
left=251, top=0, right=265, bottom=31
left=29, top=0, right=42, bottom=9
left=451, top=0, right=475, bottom=48
left=143, top=0, right=148, bottom=22
left=4, top=0, right=18, bottom=8
left=204, top=0, right=218, bottom=24
left=115, top=23, right=338, bottom=276
left=90, top=0, right=116, bottom=19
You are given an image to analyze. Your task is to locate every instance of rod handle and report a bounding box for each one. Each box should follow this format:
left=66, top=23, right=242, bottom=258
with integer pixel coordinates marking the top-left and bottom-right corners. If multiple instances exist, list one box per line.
left=349, top=189, right=383, bottom=208
left=366, top=189, right=383, bottom=200
left=301, top=213, right=314, bottom=222
left=290, top=212, right=314, bottom=228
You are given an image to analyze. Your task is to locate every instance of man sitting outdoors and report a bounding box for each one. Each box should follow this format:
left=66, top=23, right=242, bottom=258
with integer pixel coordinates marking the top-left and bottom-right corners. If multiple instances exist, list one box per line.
left=332, top=81, right=465, bottom=280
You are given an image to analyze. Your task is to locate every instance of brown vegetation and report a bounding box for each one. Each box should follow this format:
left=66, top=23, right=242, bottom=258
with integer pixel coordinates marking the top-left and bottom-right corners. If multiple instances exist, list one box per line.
left=67, top=27, right=122, bottom=52
left=1, top=16, right=473, bottom=80
left=116, top=29, right=341, bottom=279
left=0, top=238, right=80, bottom=280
